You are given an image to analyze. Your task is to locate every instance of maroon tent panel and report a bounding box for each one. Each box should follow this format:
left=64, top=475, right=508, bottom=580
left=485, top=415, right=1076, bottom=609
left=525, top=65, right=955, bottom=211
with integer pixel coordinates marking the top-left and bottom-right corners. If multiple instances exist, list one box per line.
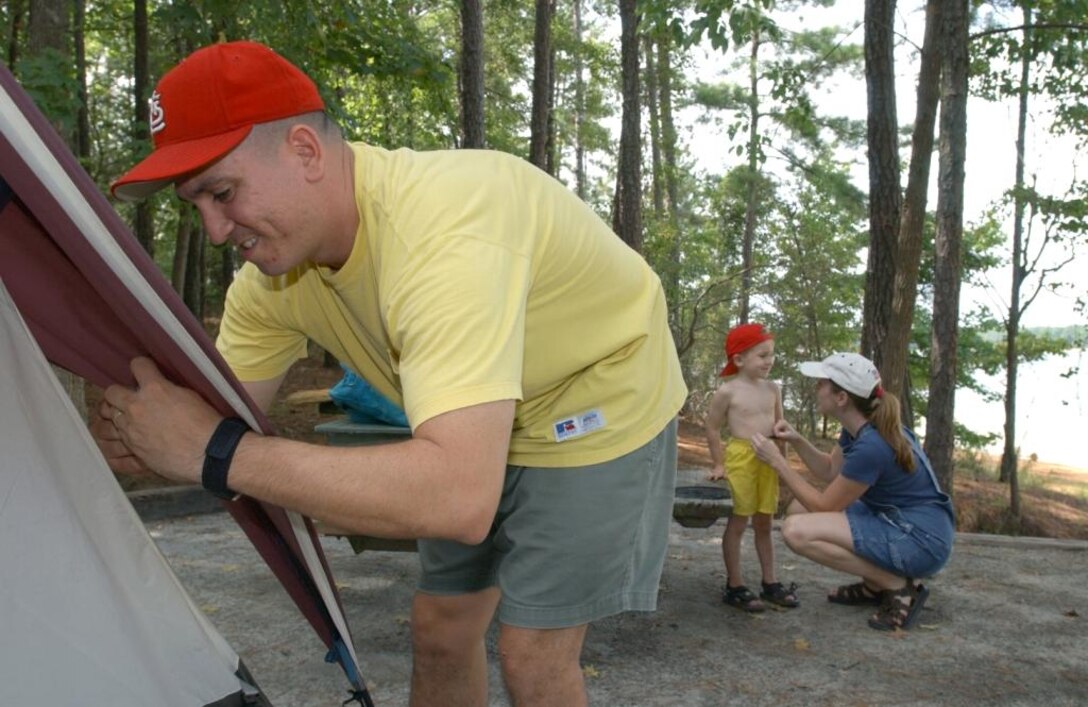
left=0, top=63, right=367, bottom=702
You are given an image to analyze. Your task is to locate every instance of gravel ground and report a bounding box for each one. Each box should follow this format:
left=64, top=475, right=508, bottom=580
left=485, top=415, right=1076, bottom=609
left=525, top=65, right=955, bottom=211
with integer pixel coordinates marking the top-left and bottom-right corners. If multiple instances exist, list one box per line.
left=147, top=489, right=1088, bottom=707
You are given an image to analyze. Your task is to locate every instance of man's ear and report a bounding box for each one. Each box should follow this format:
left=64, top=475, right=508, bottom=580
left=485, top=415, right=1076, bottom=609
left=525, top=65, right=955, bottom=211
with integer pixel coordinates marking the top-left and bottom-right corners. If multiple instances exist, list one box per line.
left=285, top=124, right=324, bottom=182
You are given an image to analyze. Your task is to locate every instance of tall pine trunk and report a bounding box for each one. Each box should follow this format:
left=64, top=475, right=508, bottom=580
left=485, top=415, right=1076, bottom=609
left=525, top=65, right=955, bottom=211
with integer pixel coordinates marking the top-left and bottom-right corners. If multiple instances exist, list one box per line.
left=860, top=0, right=901, bottom=365
left=739, top=25, right=761, bottom=324
left=572, top=0, right=587, bottom=199
left=459, top=0, right=485, bottom=148
left=644, top=34, right=663, bottom=216
left=883, top=0, right=943, bottom=414
left=998, top=7, right=1034, bottom=519
left=612, top=0, right=642, bottom=252
left=529, top=0, right=553, bottom=171
left=133, top=0, right=154, bottom=256
left=924, top=0, right=969, bottom=500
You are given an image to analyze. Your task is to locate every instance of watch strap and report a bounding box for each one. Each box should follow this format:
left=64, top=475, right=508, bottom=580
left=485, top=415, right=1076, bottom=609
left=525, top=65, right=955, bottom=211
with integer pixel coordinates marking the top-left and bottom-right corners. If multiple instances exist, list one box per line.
left=202, top=416, right=248, bottom=500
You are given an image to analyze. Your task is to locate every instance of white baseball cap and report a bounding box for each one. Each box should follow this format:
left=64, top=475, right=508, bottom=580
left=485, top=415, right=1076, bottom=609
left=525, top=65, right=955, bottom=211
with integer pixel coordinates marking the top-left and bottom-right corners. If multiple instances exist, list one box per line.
left=799, top=352, right=882, bottom=398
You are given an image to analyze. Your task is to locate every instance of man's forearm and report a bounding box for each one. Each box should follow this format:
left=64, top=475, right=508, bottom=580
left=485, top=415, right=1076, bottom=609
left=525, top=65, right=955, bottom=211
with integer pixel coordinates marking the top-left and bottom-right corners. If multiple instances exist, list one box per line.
left=229, top=434, right=502, bottom=543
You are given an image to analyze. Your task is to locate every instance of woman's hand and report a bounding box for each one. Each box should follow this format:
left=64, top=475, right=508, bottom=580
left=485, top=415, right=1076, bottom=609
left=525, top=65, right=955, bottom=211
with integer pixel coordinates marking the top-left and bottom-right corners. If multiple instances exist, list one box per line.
left=751, top=432, right=786, bottom=470
left=771, top=418, right=799, bottom=443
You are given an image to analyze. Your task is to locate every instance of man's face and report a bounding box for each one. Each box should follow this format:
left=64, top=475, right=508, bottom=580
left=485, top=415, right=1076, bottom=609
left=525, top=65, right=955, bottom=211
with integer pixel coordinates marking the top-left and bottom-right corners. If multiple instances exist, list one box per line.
left=175, top=133, right=323, bottom=276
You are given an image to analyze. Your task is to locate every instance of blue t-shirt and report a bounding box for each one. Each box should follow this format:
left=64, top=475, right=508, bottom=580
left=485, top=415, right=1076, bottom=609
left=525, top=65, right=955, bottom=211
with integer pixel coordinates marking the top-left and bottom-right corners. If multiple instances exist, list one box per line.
left=839, top=423, right=954, bottom=522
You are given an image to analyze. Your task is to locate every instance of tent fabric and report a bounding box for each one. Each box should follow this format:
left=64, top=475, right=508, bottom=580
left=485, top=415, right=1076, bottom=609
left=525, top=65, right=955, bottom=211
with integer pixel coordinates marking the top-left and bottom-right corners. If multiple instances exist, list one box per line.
left=0, top=62, right=367, bottom=703
left=0, top=282, right=268, bottom=707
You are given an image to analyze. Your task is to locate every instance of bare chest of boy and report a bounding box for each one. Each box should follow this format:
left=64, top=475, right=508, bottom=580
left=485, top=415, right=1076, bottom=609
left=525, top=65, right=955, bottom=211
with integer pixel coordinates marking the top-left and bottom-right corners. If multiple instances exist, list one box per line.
left=726, top=385, right=777, bottom=440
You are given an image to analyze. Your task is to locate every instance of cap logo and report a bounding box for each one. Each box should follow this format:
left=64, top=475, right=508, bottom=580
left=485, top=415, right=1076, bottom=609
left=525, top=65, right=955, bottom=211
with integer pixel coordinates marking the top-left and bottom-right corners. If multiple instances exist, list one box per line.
left=148, top=91, right=166, bottom=135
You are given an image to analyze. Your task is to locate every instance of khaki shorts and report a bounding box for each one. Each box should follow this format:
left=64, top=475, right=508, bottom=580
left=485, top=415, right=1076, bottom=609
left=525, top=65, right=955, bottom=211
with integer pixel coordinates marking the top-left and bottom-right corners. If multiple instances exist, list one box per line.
left=417, top=419, right=678, bottom=629
left=725, top=438, right=779, bottom=516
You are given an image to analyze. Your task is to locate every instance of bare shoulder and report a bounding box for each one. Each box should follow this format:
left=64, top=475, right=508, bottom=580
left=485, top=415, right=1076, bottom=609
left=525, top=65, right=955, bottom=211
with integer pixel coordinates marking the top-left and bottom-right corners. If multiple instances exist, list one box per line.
left=706, top=381, right=734, bottom=420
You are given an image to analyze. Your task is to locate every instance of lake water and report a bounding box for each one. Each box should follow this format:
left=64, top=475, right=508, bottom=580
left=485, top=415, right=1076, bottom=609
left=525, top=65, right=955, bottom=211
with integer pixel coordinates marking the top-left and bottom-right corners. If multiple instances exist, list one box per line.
left=953, top=348, right=1087, bottom=468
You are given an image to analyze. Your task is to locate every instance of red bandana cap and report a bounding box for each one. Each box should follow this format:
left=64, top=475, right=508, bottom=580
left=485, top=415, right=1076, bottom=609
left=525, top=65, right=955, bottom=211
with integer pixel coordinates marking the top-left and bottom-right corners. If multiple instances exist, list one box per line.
left=110, top=41, right=325, bottom=202
left=720, top=323, right=774, bottom=377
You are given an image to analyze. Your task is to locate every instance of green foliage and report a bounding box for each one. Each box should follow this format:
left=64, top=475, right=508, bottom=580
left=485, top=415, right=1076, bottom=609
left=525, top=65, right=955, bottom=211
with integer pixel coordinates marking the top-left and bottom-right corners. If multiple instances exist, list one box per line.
left=687, top=0, right=780, bottom=52
left=15, top=48, right=81, bottom=139
left=972, top=0, right=1088, bottom=142
left=10, top=0, right=1085, bottom=468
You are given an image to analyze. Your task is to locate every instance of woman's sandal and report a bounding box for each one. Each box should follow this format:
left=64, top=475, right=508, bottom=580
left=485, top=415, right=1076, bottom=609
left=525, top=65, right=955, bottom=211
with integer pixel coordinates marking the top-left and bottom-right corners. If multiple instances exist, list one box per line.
left=868, top=582, right=930, bottom=631
left=722, top=584, right=766, bottom=613
left=760, top=581, right=800, bottom=608
left=828, top=581, right=883, bottom=606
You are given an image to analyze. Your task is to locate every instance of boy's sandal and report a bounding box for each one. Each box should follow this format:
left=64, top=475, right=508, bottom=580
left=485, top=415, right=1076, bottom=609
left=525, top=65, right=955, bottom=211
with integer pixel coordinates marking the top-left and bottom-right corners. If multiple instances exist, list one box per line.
left=760, top=581, right=800, bottom=608
left=868, top=582, right=930, bottom=631
left=722, top=585, right=766, bottom=613
left=828, top=581, right=883, bottom=606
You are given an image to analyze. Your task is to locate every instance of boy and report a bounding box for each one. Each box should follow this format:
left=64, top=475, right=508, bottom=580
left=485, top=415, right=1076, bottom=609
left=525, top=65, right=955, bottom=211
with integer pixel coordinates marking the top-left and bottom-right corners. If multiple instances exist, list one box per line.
left=705, top=323, right=799, bottom=611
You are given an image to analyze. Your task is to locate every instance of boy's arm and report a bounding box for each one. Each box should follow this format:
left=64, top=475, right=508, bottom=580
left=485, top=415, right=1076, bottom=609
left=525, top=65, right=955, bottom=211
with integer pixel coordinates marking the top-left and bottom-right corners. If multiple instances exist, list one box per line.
left=704, top=386, right=730, bottom=480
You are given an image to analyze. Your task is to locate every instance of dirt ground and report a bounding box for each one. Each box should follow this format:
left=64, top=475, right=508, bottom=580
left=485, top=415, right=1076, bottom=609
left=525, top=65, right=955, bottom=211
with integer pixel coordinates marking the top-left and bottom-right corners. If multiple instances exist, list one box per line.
left=153, top=506, right=1088, bottom=707
left=111, top=346, right=1088, bottom=705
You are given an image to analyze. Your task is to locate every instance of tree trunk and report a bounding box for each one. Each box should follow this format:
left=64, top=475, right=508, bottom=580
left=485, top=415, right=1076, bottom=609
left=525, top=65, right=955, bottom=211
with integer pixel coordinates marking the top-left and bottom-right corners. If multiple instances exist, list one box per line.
left=572, top=0, right=586, bottom=200
left=219, top=245, right=235, bottom=307
left=7, top=0, right=25, bottom=67
left=860, top=0, right=901, bottom=365
left=612, top=0, right=642, bottom=252
left=74, top=0, right=89, bottom=159
left=27, top=0, right=67, bottom=56
left=924, top=0, right=968, bottom=500
left=171, top=202, right=192, bottom=294
left=545, top=37, right=557, bottom=174
left=882, top=0, right=943, bottom=410
left=183, top=222, right=205, bottom=320
left=132, top=0, right=153, bottom=255
left=644, top=34, right=663, bottom=216
left=739, top=25, right=761, bottom=324
left=459, top=0, right=485, bottom=148
left=659, top=32, right=682, bottom=333
left=529, top=0, right=553, bottom=170
left=999, top=8, right=1033, bottom=519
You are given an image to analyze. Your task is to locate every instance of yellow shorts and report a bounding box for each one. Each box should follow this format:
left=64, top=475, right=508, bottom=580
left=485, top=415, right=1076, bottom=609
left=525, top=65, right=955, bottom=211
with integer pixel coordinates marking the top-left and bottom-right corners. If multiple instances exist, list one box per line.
left=725, top=438, right=779, bottom=516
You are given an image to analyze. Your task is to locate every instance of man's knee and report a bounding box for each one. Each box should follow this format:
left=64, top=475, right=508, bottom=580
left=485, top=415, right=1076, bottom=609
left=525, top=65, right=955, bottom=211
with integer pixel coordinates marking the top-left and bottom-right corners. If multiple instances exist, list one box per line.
left=411, top=589, right=499, bottom=658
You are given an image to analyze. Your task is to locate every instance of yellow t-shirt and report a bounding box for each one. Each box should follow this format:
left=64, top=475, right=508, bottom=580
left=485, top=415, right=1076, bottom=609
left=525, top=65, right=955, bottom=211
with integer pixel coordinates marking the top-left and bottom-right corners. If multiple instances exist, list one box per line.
left=217, top=143, right=686, bottom=467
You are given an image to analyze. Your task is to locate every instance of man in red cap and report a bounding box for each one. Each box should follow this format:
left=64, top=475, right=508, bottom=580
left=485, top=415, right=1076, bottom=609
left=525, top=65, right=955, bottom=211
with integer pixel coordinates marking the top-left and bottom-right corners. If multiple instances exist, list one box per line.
left=95, top=41, right=686, bottom=705
left=704, top=323, right=799, bottom=612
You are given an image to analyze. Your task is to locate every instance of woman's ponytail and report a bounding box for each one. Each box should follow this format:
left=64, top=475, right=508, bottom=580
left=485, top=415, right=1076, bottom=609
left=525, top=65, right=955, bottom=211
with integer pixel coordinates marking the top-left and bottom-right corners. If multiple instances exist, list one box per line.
left=840, top=387, right=915, bottom=471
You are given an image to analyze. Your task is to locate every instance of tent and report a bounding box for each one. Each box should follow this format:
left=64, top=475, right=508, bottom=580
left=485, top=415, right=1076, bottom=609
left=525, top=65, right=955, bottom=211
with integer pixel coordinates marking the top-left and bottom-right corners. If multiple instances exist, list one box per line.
left=0, top=63, right=371, bottom=705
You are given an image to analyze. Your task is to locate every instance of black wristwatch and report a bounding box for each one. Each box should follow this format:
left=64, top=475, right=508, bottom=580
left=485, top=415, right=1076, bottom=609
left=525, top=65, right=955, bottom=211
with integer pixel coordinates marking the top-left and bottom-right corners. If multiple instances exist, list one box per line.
left=202, top=416, right=249, bottom=500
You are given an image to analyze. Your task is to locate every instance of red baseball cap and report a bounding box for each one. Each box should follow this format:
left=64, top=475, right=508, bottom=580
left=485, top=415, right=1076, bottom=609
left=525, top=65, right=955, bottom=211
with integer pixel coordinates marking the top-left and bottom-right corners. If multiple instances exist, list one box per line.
left=720, top=322, right=774, bottom=377
left=111, top=41, right=325, bottom=202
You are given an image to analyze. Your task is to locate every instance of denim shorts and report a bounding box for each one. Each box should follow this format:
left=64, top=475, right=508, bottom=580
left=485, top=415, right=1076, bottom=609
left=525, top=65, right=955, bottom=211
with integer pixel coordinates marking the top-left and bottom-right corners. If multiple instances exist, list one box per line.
left=846, top=501, right=954, bottom=578
left=416, top=419, right=678, bottom=629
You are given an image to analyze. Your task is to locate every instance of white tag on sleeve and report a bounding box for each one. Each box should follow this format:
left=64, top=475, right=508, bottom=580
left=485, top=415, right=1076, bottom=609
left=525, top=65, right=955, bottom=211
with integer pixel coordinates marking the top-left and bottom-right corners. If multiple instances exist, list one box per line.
left=552, top=408, right=606, bottom=442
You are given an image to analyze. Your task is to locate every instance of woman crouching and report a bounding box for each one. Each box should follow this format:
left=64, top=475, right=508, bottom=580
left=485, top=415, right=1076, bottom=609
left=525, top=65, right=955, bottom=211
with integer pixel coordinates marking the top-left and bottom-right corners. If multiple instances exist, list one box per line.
left=750, top=353, right=955, bottom=631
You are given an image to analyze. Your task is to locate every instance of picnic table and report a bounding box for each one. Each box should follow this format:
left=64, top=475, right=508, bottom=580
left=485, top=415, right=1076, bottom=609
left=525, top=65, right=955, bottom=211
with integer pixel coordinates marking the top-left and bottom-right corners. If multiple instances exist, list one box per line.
left=306, top=414, right=732, bottom=553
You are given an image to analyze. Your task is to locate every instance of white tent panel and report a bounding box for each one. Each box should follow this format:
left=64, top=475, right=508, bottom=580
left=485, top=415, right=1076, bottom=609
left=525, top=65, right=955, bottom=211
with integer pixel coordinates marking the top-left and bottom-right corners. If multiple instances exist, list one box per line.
left=0, top=281, right=255, bottom=707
